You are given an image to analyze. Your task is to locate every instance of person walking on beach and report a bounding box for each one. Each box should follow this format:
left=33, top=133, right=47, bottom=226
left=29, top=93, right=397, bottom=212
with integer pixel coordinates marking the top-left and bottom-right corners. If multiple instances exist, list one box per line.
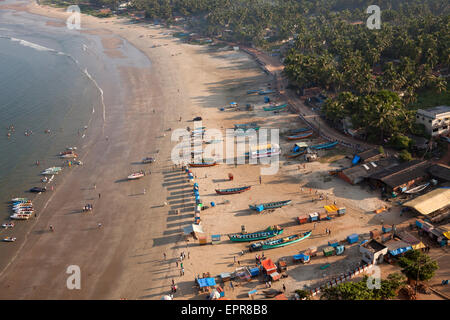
left=94, top=184, right=96, bottom=190
left=164, top=253, right=166, bottom=260
left=176, top=261, right=178, bottom=268
left=98, top=193, right=101, bottom=199
left=230, top=281, right=234, bottom=291
left=143, top=189, right=146, bottom=195
left=259, top=176, right=262, bottom=184
left=188, top=252, right=190, bottom=259
left=234, top=256, right=236, bottom=264
left=283, top=284, right=286, bottom=292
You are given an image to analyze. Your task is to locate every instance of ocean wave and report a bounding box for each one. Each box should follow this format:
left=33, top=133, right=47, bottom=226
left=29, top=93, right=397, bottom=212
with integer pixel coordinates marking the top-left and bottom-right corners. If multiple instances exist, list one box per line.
left=0, top=35, right=106, bottom=124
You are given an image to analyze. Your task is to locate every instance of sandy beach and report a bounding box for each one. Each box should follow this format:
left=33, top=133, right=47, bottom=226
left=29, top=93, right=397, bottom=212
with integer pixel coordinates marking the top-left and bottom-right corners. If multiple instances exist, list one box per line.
left=0, top=1, right=447, bottom=300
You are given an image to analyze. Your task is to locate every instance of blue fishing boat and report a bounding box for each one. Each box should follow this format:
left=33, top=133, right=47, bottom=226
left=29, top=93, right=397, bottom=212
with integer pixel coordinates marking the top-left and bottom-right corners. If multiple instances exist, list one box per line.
left=288, top=128, right=311, bottom=135
left=286, top=131, right=313, bottom=140
left=249, top=200, right=291, bottom=212
left=250, top=231, right=312, bottom=251
left=216, top=186, right=251, bottom=195
left=310, top=141, right=338, bottom=150
left=259, top=90, right=274, bottom=95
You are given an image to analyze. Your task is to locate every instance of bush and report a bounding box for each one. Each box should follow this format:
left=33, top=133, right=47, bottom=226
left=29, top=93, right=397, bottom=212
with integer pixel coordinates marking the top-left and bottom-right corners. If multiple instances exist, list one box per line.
left=295, top=289, right=311, bottom=300
left=399, top=150, right=413, bottom=162
left=390, top=133, right=413, bottom=150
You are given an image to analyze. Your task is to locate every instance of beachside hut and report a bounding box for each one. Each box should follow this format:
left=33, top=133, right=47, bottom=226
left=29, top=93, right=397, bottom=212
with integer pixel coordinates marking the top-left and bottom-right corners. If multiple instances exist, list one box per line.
left=261, top=258, right=277, bottom=275
left=336, top=245, right=345, bottom=255
left=211, top=234, right=221, bottom=244
left=385, top=240, right=412, bottom=257
left=347, top=233, right=359, bottom=244
left=360, top=239, right=389, bottom=264
left=304, top=246, right=317, bottom=257
left=323, top=246, right=335, bottom=257
left=309, top=212, right=319, bottom=222
left=297, top=215, right=308, bottom=224
left=198, top=233, right=208, bottom=245
left=293, top=253, right=310, bottom=264
left=220, top=272, right=231, bottom=283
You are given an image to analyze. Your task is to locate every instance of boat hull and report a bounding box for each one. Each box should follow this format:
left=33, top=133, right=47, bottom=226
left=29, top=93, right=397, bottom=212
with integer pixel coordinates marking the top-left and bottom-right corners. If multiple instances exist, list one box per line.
left=250, top=231, right=312, bottom=251
left=229, top=229, right=284, bottom=242
left=189, top=162, right=217, bottom=167
left=249, top=200, right=292, bottom=212
left=215, top=186, right=251, bottom=195
left=286, top=132, right=312, bottom=140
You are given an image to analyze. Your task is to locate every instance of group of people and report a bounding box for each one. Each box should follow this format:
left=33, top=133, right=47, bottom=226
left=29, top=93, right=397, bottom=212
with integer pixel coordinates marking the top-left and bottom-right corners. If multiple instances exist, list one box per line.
left=83, top=204, right=93, bottom=212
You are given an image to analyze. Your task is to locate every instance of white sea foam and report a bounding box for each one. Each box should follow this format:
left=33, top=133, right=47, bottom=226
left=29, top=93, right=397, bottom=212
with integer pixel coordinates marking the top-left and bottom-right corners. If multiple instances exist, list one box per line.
left=0, top=35, right=107, bottom=125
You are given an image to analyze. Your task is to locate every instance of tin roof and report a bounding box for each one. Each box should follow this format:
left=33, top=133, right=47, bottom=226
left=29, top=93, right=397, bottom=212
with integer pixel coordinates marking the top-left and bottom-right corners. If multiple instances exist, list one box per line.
left=403, top=188, right=450, bottom=215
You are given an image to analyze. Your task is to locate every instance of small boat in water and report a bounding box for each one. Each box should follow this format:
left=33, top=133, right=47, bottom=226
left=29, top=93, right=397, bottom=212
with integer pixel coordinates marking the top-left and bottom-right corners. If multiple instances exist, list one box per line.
left=215, top=186, right=251, bottom=195
left=249, top=200, right=292, bottom=212
left=30, top=187, right=46, bottom=193
left=2, top=223, right=14, bottom=229
left=3, top=237, right=16, bottom=242
left=250, top=231, right=312, bottom=251
left=128, top=172, right=145, bottom=180
left=286, top=131, right=313, bottom=140
left=228, top=226, right=284, bottom=242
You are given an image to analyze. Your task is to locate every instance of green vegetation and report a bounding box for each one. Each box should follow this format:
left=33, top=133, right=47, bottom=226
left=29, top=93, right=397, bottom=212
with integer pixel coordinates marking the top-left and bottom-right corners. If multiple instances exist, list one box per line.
left=398, top=250, right=439, bottom=282
left=321, top=273, right=406, bottom=300
left=294, top=289, right=311, bottom=300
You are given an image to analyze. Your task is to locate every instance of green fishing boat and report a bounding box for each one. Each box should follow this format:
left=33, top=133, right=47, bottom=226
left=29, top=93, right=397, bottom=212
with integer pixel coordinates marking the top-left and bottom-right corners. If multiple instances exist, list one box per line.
left=250, top=230, right=312, bottom=251
left=263, top=104, right=287, bottom=111
left=228, top=226, right=283, bottom=242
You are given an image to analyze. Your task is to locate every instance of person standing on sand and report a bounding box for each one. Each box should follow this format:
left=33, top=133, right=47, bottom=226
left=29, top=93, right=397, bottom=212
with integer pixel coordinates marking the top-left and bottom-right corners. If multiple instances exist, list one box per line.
left=259, top=176, right=262, bottom=184
left=283, top=284, right=286, bottom=292
left=98, top=193, right=101, bottom=199
left=164, top=253, right=166, bottom=260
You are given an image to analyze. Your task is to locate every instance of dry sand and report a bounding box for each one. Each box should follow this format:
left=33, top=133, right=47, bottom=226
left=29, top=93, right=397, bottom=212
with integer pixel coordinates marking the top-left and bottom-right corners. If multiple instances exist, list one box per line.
left=0, top=1, right=446, bottom=300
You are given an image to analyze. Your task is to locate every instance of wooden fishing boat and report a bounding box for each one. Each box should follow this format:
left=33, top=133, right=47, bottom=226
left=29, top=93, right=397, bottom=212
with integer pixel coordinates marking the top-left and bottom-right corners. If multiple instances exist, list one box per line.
left=234, top=122, right=258, bottom=130
left=288, top=128, right=311, bottom=135
left=2, top=223, right=14, bottom=229
left=405, top=183, right=430, bottom=194
left=11, top=198, right=28, bottom=202
left=310, top=141, right=338, bottom=150
left=250, top=231, right=312, bottom=251
left=249, top=200, right=291, bottom=212
left=10, top=213, right=31, bottom=220
left=30, top=187, right=46, bottom=193
left=128, top=172, right=145, bottom=180
left=3, top=237, right=16, bottom=242
left=215, top=186, right=251, bottom=195
left=60, top=153, right=78, bottom=158
left=189, top=161, right=217, bottom=167
left=247, top=144, right=281, bottom=159
left=247, top=89, right=260, bottom=94
left=286, top=131, right=313, bottom=140
left=259, top=90, right=274, bottom=95
left=228, top=227, right=284, bottom=242
left=263, top=104, right=287, bottom=111
left=142, top=157, right=155, bottom=164
left=285, top=149, right=306, bottom=158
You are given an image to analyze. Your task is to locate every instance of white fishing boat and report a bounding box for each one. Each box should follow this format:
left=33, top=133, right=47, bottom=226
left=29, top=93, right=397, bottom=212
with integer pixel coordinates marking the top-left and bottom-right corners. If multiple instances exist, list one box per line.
left=405, top=183, right=430, bottom=194
left=60, top=153, right=78, bottom=158
left=10, top=213, right=31, bottom=220
left=142, top=157, right=155, bottom=164
left=3, top=237, right=16, bottom=242
left=2, top=223, right=14, bottom=228
left=12, top=206, right=33, bottom=211
left=11, top=198, right=28, bottom=202
left=248, top=144, right=281, bottom=159
left=66, top=147, right=77, bottom=151
left=128, top=172, right=145, bottom=180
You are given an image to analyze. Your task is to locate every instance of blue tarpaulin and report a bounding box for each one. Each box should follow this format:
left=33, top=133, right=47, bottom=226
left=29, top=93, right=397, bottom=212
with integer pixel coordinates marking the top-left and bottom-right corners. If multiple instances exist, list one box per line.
left=347, top=233, right=359, bottom=244
left=389, top=246, right=412, bottom=256
left=352, top=155, right=361, bottom=165
left=249, top=267, right=260, bottom=276
left=198, top=277, right=216, bottom=288
left=293, top=145, right=300, bottom=152
left=256, top=205, right=264, bottom=212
